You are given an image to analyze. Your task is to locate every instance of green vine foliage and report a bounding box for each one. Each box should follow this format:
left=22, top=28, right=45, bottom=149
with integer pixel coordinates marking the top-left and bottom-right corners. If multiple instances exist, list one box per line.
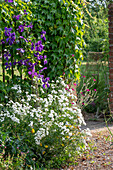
left=30, top=0, right=85, bottom=82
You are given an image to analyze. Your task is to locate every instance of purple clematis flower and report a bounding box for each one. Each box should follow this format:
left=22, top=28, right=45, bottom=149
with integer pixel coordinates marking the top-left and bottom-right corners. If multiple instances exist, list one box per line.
left=28, top=67, right=38, bottom=78
left=40, top=55, right=43, bottom=59
left=4, top=52, right=11, bottom=61
left=24, top=10, right=27, bottom=15
left=42, top=77, right=50, bottom=88
left=41, top=30, right=46, bottom=41
left=31, top=42, right=34, bottom=50
left=5, top=62, right=12, bottom=69
left=4, top=28, right=15, bottom=45
left=35, top=40, right=42, bottom=46
left=27, top=23, right=33, bottom=28
left=13, top=15, right=21, bottom=20
left=18, top=25, right=24, bottom=32
left=5, top=0, right=13, bottom=3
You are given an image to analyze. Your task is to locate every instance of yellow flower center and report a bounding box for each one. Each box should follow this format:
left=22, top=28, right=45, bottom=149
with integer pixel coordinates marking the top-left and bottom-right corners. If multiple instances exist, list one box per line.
left=45, top=145, right=48, bottom=148
left=31, top=129, right=35, bottom=133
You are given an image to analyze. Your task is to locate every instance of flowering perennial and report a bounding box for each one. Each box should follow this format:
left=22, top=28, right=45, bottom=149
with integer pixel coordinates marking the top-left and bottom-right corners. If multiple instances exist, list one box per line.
left=0, top=78, right=91, bottom=167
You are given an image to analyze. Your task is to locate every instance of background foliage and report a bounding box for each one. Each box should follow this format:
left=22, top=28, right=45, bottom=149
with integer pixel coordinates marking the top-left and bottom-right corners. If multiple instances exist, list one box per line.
left=83, top=0, right=109, bottom=54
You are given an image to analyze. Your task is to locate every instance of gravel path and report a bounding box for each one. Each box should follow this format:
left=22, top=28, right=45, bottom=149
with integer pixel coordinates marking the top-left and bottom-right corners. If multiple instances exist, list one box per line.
left=66, top=119, right=113, bottom=170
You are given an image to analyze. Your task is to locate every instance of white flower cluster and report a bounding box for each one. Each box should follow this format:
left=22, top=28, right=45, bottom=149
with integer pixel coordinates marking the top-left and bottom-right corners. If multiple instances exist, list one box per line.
left=0, top=77, right=91, bottom=154
left=11, top=84, right=22, bottom=93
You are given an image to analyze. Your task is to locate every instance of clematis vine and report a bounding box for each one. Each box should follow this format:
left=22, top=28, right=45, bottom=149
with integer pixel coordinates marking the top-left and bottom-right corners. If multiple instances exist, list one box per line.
left=3, top=1, right=49, bottom=88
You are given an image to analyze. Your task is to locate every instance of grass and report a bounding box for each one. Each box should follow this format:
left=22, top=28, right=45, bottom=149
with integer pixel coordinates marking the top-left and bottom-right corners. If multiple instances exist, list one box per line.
left=79, top=60, right=109, bottom=84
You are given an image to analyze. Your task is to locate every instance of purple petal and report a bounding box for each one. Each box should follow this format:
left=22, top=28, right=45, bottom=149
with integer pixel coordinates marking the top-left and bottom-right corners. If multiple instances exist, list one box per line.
left=28, top=71, right=32, bottom=75
left=43, top=84, right=46, bottom=89
left=44, top=55, right=47, bottom=59
left=44, top=60, right=47, bottom=65
left=43, top=36, right=46, bottom=41
left=20, top=36, right=24, bottom=39
left=8, top=0, right=13, bottom=2
left=34, top=72, right=37, bottom=76
left=41, top=30, right=46, bottom=34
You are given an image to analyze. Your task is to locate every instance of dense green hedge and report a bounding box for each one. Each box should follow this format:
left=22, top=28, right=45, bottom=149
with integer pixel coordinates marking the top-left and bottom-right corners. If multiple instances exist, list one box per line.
left=30, top=0, right=85, bottom=81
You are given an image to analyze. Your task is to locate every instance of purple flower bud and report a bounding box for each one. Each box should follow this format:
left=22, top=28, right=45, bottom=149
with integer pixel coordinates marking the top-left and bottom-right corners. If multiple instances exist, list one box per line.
left=20, top=36, right=24, bottom=39
left=13, top=61, right=16, bottom=65
left=43, top=36, right=46, bottom=41
left=1, top=39, right=5, bottom=44
left=44, top=60, right=47, bottom=65
left=44, top=55, right=47, bottom=59
left=46, top=77, right=50, bottom=81
left=43, top=67, right=47, bottom=70
left=41, top=30, right=46, bottom=34
left=6, top=57, right=9, bottom=61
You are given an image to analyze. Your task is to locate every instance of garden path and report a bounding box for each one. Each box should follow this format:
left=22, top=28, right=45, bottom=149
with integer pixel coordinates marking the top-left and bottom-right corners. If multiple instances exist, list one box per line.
left=66, top=115, right=113, bottom=170
left=58, top=113, right=113, bottom=170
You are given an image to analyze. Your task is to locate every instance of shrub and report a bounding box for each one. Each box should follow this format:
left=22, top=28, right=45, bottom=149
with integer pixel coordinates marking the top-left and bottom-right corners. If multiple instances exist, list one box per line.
left=0, top=78, right=91, bottom=168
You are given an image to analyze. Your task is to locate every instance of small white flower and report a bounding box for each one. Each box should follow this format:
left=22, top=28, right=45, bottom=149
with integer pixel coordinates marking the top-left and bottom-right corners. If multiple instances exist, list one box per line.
left=29, top=121, right=33, bottom=127
left=56, top=80, right=59, bottom=83
left=11, top=117, right=20, bottom=124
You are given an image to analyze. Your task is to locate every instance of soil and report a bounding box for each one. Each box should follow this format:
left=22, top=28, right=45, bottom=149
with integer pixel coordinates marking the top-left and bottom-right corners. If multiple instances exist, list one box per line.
left=64, top=112, right=113, bottom=170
